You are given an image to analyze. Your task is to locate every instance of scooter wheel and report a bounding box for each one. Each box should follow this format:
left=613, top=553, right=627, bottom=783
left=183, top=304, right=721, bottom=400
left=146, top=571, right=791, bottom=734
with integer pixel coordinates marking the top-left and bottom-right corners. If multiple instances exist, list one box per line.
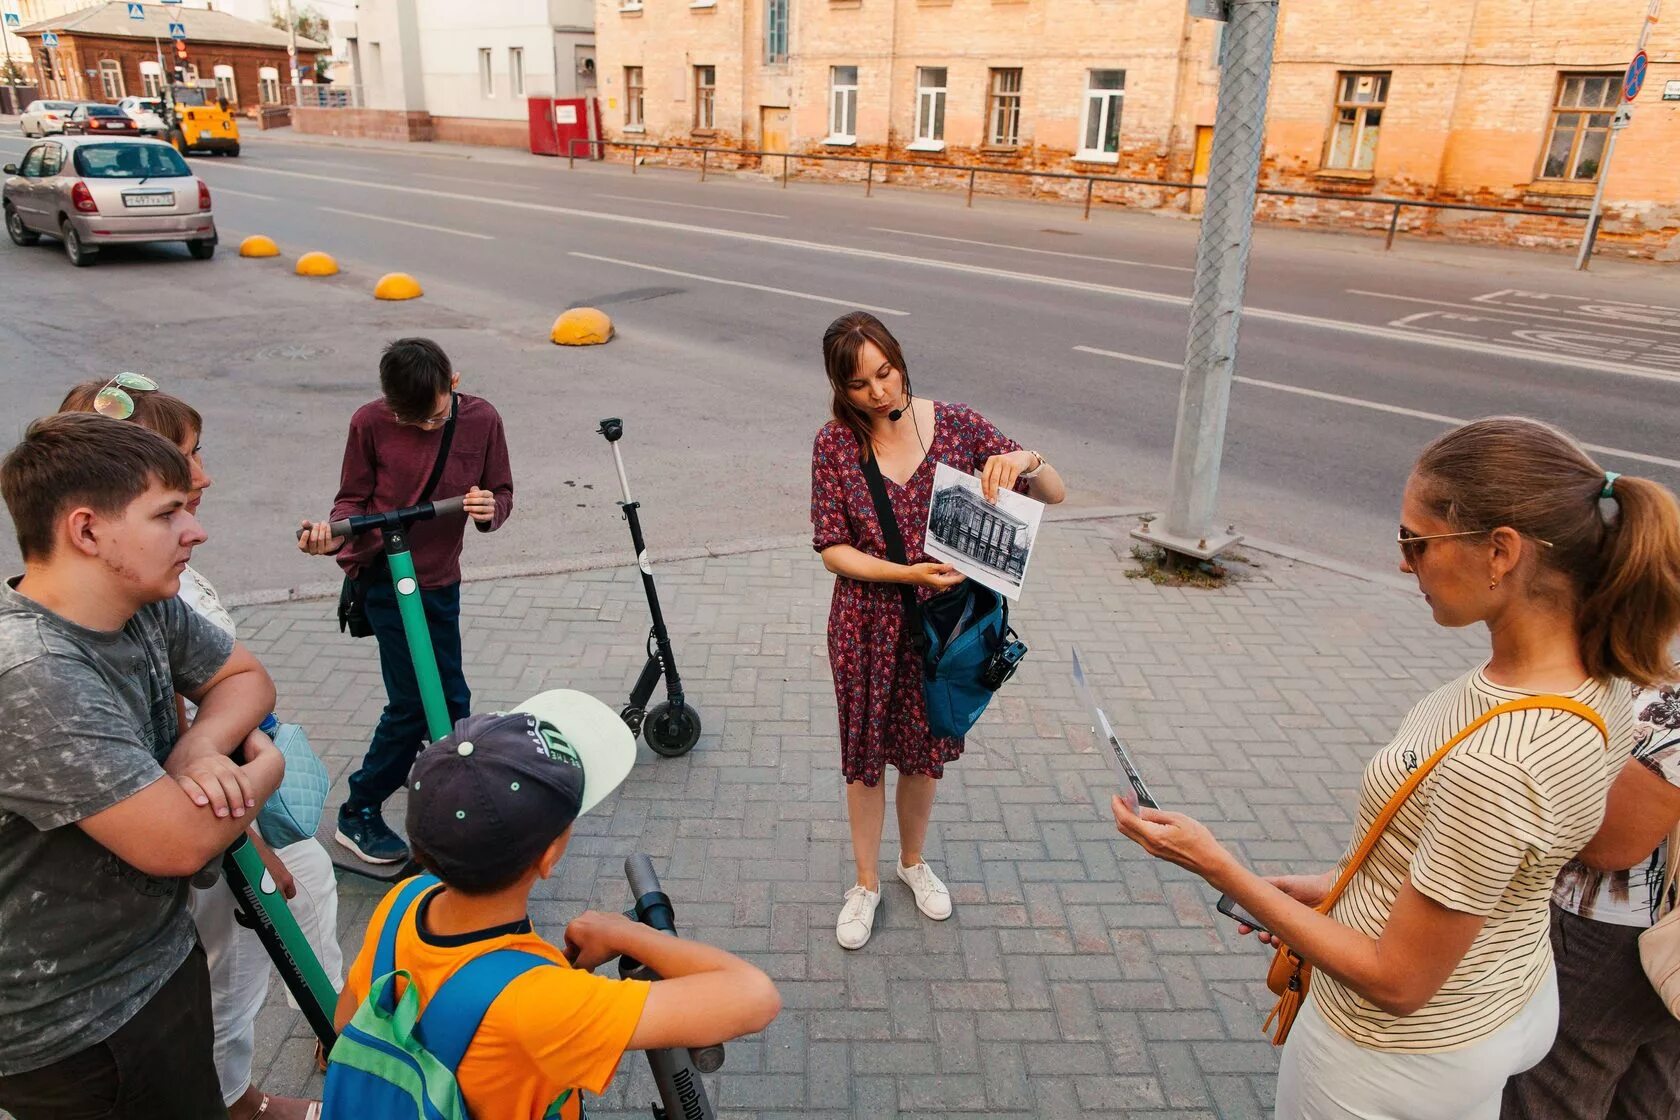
left=644, top=702, right=701, bottom=757
left=620, top=705, right=645, bottom=736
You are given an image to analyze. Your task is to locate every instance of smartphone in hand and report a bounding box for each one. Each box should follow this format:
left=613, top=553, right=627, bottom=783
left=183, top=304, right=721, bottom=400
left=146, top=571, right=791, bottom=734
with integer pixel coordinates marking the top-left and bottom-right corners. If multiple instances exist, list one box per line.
left=1215, top=894, right=1271, bottom=935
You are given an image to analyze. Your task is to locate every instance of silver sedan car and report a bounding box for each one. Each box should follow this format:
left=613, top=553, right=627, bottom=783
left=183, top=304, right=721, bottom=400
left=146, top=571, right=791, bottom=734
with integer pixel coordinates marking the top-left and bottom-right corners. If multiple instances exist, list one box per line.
left=3, top=136, right=217, bottom=267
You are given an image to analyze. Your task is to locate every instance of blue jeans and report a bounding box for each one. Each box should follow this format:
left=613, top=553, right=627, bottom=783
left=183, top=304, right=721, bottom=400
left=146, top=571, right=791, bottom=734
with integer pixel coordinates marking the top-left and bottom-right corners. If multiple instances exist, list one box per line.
left=343, top=578, right=472, bottom=814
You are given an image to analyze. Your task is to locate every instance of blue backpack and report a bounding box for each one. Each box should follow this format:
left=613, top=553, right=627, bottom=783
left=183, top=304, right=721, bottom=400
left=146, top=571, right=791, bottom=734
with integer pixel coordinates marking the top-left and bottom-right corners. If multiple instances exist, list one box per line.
left=322, top=876, right=571, bottom=1120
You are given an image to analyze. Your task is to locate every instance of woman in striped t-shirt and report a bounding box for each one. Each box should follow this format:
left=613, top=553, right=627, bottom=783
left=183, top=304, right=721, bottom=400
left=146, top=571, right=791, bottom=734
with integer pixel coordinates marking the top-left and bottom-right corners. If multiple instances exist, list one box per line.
left=1114, top=418, right=1680, bottom=1120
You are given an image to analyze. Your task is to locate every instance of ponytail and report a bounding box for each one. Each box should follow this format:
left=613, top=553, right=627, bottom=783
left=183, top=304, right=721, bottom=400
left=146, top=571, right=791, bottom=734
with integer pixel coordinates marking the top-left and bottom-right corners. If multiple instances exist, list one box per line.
left=1414, top=417, right=1680, bottom=689
left=1576, top=474, right=1680, bottom=688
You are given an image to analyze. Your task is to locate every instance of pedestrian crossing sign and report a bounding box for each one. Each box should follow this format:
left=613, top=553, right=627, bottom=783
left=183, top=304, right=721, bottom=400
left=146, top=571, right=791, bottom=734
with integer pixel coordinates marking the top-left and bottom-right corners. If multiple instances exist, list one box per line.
left=127, top=2, right=144, bottom=19
left=168, top=20, right=185, bottom=39
left=3, top=12, right=19, bottom=27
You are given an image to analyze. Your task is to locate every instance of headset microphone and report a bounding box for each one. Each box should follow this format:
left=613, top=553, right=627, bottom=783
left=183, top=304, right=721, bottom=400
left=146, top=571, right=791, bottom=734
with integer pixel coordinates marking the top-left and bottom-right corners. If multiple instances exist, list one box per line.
left=888, top=394, right=911, bottom=422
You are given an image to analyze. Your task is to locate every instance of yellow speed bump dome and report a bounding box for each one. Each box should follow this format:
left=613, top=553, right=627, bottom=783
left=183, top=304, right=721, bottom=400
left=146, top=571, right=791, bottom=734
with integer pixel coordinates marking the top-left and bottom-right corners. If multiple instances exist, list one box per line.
left=295, top=251, right=340, bottom=277
left=550, top=307, right=614, bottom=346
left=238, top=235, right=280, bottom=258
left=374, top=272, right=423, bottom=301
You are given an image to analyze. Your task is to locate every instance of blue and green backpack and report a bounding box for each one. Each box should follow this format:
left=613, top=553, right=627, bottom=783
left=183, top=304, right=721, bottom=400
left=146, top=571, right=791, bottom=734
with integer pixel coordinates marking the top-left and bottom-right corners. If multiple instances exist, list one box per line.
left=322, top=876, right=572, bottom=1120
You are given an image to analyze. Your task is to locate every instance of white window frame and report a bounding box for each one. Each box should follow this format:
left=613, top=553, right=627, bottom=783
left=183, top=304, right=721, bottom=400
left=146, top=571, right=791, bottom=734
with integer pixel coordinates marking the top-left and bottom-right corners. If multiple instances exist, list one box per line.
left=508, top=47, right=525, bottom=97
left=827, top=65, right=857, bottom=145
left=478, top=48, right=494, bottom=98
left=987, top=67, right=1021, bottom=147
left=1076, top=69, right=1124, bottom=163
left=693, top=64, right=715, bottom=130
left=213, top=64, right=236, bottom=105
left=1323, top=70, right=1388, bottom=173
left=624, top=66, right=644, bottom=131
left=910, top=66, right=946, bottom=151
left=140, top=60, right=163, bottom=98
left=99, top=59, right=124, bottom=99
left=765, top=0, right=789, bottom=64
left=258, top=66, right=280, bottom=104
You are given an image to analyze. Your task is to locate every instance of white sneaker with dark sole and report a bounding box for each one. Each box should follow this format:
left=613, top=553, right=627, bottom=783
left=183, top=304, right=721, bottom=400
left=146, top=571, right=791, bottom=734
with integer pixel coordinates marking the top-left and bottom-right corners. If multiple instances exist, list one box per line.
left=836, top=884, right=882, bottom=950
left=896, top=860, right=952, bottom=920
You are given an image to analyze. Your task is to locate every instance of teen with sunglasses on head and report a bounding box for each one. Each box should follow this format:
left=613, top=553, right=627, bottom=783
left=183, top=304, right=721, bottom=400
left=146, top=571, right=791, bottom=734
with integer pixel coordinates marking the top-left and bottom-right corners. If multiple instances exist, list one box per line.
left=1112, top=417, right=1680, bottom=1120
left=59, top=376, right=343, bottom=1120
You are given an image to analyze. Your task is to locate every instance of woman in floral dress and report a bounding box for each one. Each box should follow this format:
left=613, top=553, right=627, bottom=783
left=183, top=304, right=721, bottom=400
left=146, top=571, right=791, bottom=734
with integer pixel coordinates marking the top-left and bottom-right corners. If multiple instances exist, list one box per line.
left=810, top=312, right=1066, bottom=950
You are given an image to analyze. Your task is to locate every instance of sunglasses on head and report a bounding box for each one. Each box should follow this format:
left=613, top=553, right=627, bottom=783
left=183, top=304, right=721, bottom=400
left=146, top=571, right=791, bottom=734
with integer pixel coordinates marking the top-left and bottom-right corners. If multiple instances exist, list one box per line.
left=93, top=372, right=158, bottom=420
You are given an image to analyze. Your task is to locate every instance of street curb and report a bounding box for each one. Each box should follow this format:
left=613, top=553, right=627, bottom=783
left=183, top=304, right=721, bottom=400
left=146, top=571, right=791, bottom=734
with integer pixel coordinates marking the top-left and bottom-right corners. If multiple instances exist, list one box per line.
left=221, top=504, right=1405, bottom=610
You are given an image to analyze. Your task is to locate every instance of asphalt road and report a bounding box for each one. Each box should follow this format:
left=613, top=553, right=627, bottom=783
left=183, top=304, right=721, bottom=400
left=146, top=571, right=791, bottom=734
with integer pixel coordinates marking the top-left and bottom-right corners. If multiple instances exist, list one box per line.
left=2, top=126, right=1677, bottom=597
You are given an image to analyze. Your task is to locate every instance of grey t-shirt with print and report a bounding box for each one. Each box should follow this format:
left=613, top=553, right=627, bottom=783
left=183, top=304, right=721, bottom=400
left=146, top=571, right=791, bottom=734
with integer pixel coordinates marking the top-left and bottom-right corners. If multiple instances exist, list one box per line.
left=0, top=578, right=234, bottom=1075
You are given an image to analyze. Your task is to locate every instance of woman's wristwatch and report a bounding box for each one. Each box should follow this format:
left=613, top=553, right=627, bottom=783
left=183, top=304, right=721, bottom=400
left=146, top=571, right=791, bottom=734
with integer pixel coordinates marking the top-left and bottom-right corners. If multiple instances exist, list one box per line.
left=1020, top=450, right=1047, bottom=479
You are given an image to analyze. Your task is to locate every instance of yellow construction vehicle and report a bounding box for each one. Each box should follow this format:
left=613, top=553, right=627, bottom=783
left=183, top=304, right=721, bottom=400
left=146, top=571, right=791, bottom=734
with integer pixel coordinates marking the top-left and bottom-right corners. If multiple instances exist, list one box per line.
left=162, top=82, right=240, bottom=157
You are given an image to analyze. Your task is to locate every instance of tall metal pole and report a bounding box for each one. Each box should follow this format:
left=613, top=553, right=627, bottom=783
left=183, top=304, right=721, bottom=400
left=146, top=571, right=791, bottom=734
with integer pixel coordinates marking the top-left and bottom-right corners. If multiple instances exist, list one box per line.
left=0, top=8, right=20, bottom=116
left=1575, top=0, right=1660, bottom=270
left=285, top=0, right=300, bottom=101
left=1135, top=0, right=1278, bottom=562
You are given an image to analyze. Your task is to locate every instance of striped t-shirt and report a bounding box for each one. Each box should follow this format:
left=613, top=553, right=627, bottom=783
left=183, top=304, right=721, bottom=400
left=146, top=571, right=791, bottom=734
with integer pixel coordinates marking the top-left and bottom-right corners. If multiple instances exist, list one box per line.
left=1312, top=666, right=1631, bottom=1052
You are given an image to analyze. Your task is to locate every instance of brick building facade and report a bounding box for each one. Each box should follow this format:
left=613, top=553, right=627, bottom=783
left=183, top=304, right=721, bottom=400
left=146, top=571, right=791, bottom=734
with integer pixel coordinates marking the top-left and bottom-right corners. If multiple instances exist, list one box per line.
left=593, top=0, right=1680, bottom=257
left=18, top=2, right=323, bottom=114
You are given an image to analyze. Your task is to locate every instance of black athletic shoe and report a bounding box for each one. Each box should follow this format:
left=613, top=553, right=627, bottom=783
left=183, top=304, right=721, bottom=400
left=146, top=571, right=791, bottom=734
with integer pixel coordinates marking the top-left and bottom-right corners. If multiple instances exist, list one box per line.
left=334, top=804, right=409, bottom=864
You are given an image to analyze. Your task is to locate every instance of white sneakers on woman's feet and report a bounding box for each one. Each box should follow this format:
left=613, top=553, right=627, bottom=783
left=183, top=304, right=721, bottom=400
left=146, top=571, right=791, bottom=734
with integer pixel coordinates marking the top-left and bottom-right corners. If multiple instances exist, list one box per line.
left=836, top=884, right=882, bottom=949
left=896, top=860, right=953, bottom=920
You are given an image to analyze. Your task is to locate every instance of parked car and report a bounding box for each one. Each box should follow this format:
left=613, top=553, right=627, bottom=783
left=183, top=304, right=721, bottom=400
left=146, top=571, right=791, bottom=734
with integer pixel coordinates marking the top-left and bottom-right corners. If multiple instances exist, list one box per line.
left=64, top=104, right=140, bottom=136
left=116, top=96, right=168, bottom=135
left=3, top=136, right=217, bottom=267
left=19, top=100, right=77, bottom=138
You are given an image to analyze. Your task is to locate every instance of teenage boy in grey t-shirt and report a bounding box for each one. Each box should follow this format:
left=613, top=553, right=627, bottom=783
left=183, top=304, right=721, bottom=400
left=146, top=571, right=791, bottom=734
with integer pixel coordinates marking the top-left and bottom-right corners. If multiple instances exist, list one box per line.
left=0, top=414, right=283, bottom=1120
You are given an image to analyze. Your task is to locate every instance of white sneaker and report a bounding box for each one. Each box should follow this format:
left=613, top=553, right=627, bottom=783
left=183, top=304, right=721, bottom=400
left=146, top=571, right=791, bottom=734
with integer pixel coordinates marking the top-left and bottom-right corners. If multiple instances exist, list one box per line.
left=896, top=859, right=953, bottom=920
left=836, top=884, right=882, bottom=950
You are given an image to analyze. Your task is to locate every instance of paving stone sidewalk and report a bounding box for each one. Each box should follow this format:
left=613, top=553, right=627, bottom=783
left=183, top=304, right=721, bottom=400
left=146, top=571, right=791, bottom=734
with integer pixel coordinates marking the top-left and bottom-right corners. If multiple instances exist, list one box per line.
left=240, top=514, right=1481, bottom=1118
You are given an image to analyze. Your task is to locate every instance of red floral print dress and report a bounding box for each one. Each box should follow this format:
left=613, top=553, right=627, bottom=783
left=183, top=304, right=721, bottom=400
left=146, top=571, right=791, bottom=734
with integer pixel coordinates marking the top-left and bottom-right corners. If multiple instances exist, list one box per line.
left=810, top=402, right=1023, bottom=786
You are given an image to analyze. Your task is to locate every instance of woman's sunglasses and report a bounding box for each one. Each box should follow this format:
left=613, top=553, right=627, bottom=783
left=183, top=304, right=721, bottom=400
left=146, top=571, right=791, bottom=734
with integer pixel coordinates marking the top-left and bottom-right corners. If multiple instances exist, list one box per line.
left=93, top=372, right=158, bottom=420
left=1398, top=526, right=1552, bottom=565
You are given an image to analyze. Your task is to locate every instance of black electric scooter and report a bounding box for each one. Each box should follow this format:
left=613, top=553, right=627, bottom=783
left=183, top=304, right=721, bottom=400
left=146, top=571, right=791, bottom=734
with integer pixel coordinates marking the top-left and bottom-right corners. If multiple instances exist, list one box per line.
left=598, top=419, right=702, bottom=757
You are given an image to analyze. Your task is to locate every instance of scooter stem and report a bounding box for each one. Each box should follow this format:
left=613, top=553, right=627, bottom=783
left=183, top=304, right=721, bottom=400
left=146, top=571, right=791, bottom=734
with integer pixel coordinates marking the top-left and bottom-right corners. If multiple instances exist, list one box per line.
left=609, top=441, right=634, bottom=506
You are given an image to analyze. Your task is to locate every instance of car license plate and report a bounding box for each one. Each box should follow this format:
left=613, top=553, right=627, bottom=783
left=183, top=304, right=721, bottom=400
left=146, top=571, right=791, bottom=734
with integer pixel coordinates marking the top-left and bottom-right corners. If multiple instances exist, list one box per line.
left=123, top=192, right=175, bottom=208
left=101, top=122, right=123, bottom=129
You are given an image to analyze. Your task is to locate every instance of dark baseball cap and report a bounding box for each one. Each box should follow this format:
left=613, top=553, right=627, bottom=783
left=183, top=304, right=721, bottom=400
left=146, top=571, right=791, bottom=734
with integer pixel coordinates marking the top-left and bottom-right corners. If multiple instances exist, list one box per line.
left=406, top=690, right=636, bottom=885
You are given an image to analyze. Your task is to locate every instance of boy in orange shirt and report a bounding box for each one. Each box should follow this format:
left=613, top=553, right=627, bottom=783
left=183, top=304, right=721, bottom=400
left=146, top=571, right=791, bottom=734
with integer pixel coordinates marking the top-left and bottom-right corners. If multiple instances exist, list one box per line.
left=332, top=691, right=780, bottom=1119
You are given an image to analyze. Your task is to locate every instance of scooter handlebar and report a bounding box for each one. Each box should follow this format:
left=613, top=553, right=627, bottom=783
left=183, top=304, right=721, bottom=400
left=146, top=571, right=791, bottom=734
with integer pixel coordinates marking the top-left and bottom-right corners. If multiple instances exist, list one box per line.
left=295, top=496, right=468, bottom=541
left=620, top=854, right=726, bottom=1077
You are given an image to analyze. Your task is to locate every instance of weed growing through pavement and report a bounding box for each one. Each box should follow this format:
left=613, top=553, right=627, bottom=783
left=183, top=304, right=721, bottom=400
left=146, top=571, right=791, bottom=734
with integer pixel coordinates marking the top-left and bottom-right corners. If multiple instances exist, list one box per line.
left=1125, top=544, right=1258, bottom=589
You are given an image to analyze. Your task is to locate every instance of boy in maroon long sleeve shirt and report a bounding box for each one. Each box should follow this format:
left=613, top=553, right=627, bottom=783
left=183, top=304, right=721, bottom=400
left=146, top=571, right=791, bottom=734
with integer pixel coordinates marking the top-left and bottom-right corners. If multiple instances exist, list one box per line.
left=298, top=338, right=513, bottom=864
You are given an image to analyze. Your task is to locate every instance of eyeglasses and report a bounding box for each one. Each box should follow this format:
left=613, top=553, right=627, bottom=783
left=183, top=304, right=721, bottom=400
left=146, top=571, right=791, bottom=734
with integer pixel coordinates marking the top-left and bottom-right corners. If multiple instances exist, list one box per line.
left=1398, top=526, right=1554, bottom=565
left=93, top=372, right=158, bottom=420
left=409, top=393, right=455, bottom=430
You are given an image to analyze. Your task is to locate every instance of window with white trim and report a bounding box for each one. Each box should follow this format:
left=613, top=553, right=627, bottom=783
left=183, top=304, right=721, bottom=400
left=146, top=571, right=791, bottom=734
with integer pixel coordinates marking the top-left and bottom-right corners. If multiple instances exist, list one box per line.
left=99, top=59, right=124, bottom=99
left=987, top=67, right=1021, bottom=146
left=213, top=64, right=236, bottom=105
left=1078, top=69, right=1123, bottom=160
left=509, top=47, right=525, bottom=97
left=694, top=64, right=715, bottom=129
left=1324, top=71, right=1388, bottom=172
left=141, top=60, right=163, bottom=98
left=828, top=65, right=857, bottom=142
left=625, top=66, right=644, bottom=127
left=913, top=66, right=946, bottom=147
left=765, top=0, right=788, bottom=64
left=258, top=66, right=280, bottom=104
left=478, top=48, right=494, bottom=98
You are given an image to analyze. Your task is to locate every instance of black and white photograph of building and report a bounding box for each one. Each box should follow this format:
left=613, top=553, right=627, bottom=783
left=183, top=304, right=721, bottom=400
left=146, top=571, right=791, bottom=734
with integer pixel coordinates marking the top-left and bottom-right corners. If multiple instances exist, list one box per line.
left=923, top=462, right=1045, bottom=600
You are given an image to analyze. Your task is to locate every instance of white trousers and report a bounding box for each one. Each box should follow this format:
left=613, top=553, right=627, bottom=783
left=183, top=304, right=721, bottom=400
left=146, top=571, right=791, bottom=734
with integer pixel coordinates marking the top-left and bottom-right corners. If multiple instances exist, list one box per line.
left=187, top=838, right=345, bottom=1107
left=1275, top=969, right=1559, bottom=1120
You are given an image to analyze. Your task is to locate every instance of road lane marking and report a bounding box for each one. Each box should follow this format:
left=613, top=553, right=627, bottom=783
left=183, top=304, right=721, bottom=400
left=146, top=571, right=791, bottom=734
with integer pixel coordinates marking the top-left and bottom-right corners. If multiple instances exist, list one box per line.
left=597, top=193, right=788, bottom=219
left=1072, top=345, right=1182, bottom=370
left=568, top=252, right=909, bottom=316
left=212, top=186, right=279, bottom=201
left=198, top=162, right=1667, bottom=380
left=317, top=207, right=495, bottom=239
left=1348, top=289, right=1680, bottom=338
left=869, top=227, right=1195, bottom=272
left=408, top=170, right=542, bottom=191
left=1073, top=346, right=1680, bottom=471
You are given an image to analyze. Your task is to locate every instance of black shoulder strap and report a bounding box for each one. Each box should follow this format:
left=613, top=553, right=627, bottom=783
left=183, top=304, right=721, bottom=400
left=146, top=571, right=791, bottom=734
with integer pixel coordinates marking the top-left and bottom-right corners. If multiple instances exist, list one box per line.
left=859, top=451, right=924, bottom=646
left=417, top=393, right=457, bottom=504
